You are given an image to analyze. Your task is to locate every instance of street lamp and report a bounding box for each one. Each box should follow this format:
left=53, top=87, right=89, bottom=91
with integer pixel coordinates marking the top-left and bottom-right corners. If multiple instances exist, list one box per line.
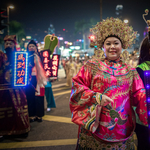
left=7, top=5, right=14, bottom=35
left=124, top=19, right=129, bottom=24
left=100, top=0, right=102, bottom=21
left=22, top=38, right=25, bottom=41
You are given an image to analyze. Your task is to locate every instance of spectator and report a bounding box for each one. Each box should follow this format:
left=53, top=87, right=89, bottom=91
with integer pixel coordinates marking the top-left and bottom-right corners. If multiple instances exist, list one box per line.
left=135, top=36, right=150, bottom=149
left=25, top=40, right=47, bottom=122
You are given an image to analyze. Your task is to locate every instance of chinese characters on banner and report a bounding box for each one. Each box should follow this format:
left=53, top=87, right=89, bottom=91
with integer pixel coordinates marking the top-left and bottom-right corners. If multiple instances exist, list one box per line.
left=51, top=54, right=60, bottom=77
left=41, top=50, right=51, bottom=77
left=14, top=52, right=28, bottom=86
left=40, top=50, right=60, bottom=77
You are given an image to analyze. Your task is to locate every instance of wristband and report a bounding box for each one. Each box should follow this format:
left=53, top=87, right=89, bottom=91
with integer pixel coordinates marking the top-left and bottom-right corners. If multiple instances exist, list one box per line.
left=99, top=93, right=103, bottom=105
left=96, top=93, right=103, bottom=105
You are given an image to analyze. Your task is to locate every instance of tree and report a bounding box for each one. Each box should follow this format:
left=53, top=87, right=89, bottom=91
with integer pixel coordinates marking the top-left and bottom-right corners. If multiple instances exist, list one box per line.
left=9, top=21, right=26, bottom=44
left=74, top=18, right=97, bottom=50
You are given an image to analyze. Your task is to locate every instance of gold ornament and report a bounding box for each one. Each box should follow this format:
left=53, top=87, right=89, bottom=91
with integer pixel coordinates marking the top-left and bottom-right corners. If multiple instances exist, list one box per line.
left=120, top=50, right=130, bottom=64
left=143, top=9, right=150, bottom=32
left=94, top=49, right=105, bottom=60
left=90, top=17, right=137, bottom=49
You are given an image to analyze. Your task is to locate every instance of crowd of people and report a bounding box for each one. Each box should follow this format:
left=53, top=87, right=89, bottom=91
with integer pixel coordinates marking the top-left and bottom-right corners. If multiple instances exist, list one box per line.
left=61, top=55, right=88, bottom=87
left=0, top=36, right=56, bottom=142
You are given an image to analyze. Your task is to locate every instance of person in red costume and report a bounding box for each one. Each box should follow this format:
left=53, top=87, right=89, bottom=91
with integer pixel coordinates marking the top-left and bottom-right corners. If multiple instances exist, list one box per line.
left=69, top=18, right=148, bottom=149
left=0, top=35, right=30, bottom=142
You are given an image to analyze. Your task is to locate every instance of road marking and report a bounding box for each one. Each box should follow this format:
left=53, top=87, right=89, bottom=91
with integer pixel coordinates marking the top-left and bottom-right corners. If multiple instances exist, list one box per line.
left=53, top=86, right=70, bottom=92
left=0, top=139, right=77, bottom=149
left=53, top=90, right=71, bottom=96
left=54, top=95, right=64, bottom=101
left=43, top=115, right=137, bottom=150
left=52, top=83, right=67, bottom=88
left=43, top=115, right=73, bottom=124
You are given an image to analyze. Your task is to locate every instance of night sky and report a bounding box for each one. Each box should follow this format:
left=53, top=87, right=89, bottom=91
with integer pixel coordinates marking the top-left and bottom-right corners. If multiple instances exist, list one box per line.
left=0, top=0, right=150, bottom=42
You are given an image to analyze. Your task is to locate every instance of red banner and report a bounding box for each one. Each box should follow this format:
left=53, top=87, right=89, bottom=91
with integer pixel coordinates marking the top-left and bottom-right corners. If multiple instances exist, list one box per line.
left=40, top=50, right=60, bottom=77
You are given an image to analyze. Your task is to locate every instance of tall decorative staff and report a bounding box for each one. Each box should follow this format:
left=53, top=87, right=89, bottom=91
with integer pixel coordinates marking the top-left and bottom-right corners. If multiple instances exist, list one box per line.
left=143, top=9, right=150, bottom=145
left=40, top=34, right=59, bottom=111
left=143, top=9, right=150, bottom=42
left=40, top=34, right=60, bottom=78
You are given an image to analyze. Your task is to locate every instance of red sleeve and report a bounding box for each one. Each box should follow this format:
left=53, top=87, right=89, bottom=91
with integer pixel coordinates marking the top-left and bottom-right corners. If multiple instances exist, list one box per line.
left=69, top=62, right=101, bottom=132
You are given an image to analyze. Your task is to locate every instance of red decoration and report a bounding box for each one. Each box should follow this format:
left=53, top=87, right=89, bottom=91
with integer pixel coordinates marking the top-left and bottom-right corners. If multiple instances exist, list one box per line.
left=51, top=54, right=60, bottom=77
left=17, top=62, right=25, bottom=69
left=17, top=54, right=25, bottom=61
left=16, top=77, right=24, bottom=84
left=52, top=60, right=58, bottom=66
left=43, top=51, right=49, bottom=57
left=17, top=69, right=25, bottom=77
left=40, top=50, right=51, bottom=77
left=46, top=70, right=51, bottom=76
left=44, top=63, right=50, bottom=70
left=44, top=57, right=50, bottom=63
left=40, top=50, right=60, bottom=77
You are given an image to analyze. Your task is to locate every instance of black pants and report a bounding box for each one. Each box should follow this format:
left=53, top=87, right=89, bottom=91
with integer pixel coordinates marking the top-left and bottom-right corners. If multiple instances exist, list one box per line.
left=135, top=123, right=150, bottom=150
left=25, top=86, right=44, bottom=117
left=35, top=96, right=44, bottom=117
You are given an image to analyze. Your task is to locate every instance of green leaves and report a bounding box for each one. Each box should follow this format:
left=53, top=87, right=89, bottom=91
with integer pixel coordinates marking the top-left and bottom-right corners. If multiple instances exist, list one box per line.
left=74, top=18, right=98, bottom=35
left=9, top=21, right=26, bottom=43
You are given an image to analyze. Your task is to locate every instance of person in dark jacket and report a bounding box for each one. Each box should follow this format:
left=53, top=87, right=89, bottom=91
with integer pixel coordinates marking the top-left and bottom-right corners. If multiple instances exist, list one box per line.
left=136, top=36, right=150, bottom=150
left=25, top=40, right=47, bottom=122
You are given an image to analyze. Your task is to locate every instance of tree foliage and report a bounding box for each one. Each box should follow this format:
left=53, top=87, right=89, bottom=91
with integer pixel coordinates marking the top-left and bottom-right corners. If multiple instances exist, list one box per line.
left=74, top=18, right=97, bottom=35
left=74, top=18, right=98, bottom=50
left=9, top=21, right=26, bottom=43
left=74, top=19, right=88, bottom=35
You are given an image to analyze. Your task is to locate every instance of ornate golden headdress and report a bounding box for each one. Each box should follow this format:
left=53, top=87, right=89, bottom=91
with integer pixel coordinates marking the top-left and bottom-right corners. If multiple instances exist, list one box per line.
left=94, top=49, right=105, bottom=60
left=143, top=9, right=150, bottom=42
left=90, top=17, right=137, bottom=49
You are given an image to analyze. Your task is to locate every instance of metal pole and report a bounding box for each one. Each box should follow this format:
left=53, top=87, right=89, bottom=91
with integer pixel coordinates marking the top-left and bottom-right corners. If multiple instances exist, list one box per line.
left=7, top=6, right=9, bottom=35
left=100, top=0, right=102, bottom=21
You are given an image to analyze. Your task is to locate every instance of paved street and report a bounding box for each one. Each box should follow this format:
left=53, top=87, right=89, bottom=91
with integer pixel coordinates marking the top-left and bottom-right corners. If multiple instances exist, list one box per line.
left=0, top=78, right=78, bottom=150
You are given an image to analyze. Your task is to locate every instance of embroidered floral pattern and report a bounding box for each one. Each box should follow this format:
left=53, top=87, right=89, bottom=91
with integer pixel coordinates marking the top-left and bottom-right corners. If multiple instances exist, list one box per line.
left=70, top=58, right=147, bottom=145
left=78, top=128, right=136, bottom=150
